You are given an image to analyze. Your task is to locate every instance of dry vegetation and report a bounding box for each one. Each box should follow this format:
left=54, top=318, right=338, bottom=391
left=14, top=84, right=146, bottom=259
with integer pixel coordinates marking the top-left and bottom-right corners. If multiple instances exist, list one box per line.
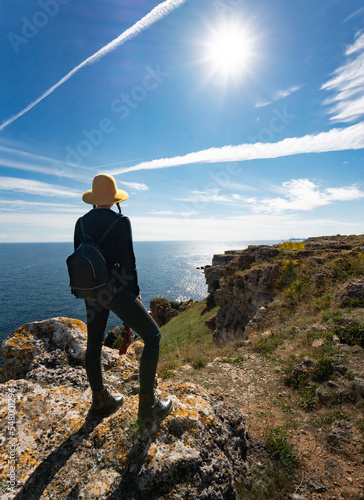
left=158, top=235, right=364, bottom=499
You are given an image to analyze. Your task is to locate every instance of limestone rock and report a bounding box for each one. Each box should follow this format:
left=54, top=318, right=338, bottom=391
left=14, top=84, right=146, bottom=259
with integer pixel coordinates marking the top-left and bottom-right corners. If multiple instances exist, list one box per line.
left=211, top=262, right=281, bottom=345
left=292, top=357, right=317, bottom=376
left=334, top=278, right=364, bottom=307
left=327, top=420, right=353, bottom=446
left=324, top=457, right=342, bottom=478
left=354, top=377, right=364, bottom=398
left=104, top=325, right=123, bottom=348
left=150, top=297, right=193, bottom=327
left=202, top=236, right=364, bottom=347
left=305, top=238, right=351, bottom=250
left=0, top=319, right=251, bottom=499
left=236, top=245, right=279, bottom=272
left=1, top=317, right=88, bottom=382
left=204, top=265, right=226, bottom=294
left=297, top=476, right=327, bottom=494
left=212, top=251, right=241, bottom=267
left=316, top=379, right=358, bottom=406
left=311, top=266, right=335, bottom=288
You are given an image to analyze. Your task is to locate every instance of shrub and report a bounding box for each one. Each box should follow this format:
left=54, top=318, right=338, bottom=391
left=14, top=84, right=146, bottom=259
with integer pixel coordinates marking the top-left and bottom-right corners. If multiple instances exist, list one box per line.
left=192, top=359, right=208, bottom=369
left=265, top=427, right=299, bottom=475
left=284, top=370, right=309, bottom=390
left=278, top=241, right=305, bottom=250
left=161, top=366, right=175, bottom=379
left=314, top=356, right=334, bottom=382
left=332, top=319, right=364, bottom=347
left=278, top=259, right=300, bottom=288
left=299, top=382, right=317, bottom=411
left=254, top=334, right=283, bottom=356
left=278, top=260, right=312, bottom=303
left=233, top=355, right=246, bottom=367
left=284, top=370, right=317, bottom=410
left=328, top=251, right=364, bottom=279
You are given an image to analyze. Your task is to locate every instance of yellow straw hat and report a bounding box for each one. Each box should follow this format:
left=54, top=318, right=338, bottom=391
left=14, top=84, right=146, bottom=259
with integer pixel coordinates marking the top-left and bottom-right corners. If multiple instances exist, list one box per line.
left=82, top=174, right=129, bottom=205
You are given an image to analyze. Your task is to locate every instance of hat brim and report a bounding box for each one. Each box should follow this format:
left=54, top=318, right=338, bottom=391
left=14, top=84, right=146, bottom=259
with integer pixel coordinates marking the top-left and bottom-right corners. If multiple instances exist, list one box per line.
left=82, top=189, right=129, bottom=205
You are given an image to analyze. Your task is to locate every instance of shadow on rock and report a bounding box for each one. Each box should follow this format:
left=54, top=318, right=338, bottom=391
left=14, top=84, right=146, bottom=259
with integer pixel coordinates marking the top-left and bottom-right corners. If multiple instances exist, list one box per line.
left=13, top=413, right=104, bottom=500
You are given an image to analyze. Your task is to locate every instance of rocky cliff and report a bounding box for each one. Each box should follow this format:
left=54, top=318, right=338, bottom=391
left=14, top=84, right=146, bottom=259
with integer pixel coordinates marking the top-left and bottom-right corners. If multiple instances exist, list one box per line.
left=0, top=318, right=251, bottom=499
left=204, top=236, right=364, bottom=346
left=149, top=297, right=194, bottom=327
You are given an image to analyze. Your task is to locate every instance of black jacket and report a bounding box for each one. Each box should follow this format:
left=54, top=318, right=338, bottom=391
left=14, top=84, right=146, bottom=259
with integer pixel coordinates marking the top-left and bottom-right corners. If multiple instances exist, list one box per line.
left=74, top=208, right=140, bottom=297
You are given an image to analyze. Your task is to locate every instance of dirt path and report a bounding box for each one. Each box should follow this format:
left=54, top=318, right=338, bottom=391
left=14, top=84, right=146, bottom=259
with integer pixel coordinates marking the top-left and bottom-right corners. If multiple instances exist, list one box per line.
left=164, top=350, right=364, bottom=499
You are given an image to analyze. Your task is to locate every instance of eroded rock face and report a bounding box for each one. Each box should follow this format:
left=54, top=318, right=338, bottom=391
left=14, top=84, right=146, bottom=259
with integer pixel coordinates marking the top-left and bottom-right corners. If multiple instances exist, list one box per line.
left=0, top=318, right=250, bottom=499
left=334, top=279, right=364, bottom=307
left=204, top=245, right=282, bottom=345
left=211, top=262, right=281, bottom=345
left=150, top=297, right=193, bottom=327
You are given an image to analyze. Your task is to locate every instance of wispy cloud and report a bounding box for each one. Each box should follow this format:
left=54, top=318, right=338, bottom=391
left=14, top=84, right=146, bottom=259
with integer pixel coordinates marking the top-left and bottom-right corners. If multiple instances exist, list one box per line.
left=108, top=122, right=364, bottom=174
left=255, top=85, right=303, bottom=108
left=150, top=209, right=198, bottom=216
left=119, top=181, right=149, bottom=191
left=178, top=189, right=241, bottom=205
left=0, top=199, right=83, bottom=215
left=0, top=0, right=187, bottom=131
left=0, top=177, right=81, bottom=198
left=0, top=144, right=93, bottom=179
left=322, top=31, right=364, bottom=122
left=343, top=7, right=364, bottom=23
left=245, top=179, right=364, bottom=213
left=0, top=199, right=75, bottom=207
left=346, top=31, right=364, bottom=55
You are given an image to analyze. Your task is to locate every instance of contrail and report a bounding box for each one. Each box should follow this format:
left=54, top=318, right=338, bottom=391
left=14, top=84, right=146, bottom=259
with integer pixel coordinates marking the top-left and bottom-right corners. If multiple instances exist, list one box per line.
left=0, top=0, right=187, bottom=131
left=107, top=122, right=364, bottom=175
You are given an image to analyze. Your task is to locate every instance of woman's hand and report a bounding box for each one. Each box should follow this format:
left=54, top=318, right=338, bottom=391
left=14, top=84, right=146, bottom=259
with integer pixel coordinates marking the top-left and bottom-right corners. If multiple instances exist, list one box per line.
left=137, top=294, right=142, bottom=301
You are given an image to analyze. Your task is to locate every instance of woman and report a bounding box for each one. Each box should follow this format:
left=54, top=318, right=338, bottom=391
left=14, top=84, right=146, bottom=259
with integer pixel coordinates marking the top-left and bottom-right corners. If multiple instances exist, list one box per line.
left=73, top=174, right=172, bottom=421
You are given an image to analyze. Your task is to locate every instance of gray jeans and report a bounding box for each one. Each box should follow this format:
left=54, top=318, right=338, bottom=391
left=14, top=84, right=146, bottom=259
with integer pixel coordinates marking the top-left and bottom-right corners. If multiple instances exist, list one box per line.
left=85, top=289, right=161, bottom=394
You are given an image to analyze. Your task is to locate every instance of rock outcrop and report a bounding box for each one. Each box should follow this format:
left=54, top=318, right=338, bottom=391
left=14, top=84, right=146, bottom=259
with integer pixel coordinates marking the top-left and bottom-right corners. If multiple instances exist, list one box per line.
left=204, top=236, right=364, bottom=345
left=334, top=278, right=364, bottom=307
left=0, top=318, right=251, bottom=499
left=204, top=245, right=281, bottom=345
left=150, top=297, right=193, bottom=327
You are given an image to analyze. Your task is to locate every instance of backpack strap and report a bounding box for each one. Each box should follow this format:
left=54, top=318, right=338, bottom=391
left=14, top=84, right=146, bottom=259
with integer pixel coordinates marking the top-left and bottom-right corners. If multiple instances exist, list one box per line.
left=98, top=216, right=122, bottom=244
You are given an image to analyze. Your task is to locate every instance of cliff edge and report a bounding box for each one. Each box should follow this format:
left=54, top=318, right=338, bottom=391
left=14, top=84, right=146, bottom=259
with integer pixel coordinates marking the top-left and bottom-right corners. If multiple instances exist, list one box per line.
left=204, top=235, right=364, bottom=346
left=0, top=317, right=251, bottom=499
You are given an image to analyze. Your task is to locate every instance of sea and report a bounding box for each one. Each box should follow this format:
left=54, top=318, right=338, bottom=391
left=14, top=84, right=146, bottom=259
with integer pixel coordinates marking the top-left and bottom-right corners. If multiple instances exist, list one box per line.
left=0, top=240, right=278, bottom=364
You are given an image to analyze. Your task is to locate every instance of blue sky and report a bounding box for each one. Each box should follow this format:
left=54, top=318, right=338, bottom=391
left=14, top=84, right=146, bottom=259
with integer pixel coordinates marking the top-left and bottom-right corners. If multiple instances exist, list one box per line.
left=1, top=0, right=363, bottom=242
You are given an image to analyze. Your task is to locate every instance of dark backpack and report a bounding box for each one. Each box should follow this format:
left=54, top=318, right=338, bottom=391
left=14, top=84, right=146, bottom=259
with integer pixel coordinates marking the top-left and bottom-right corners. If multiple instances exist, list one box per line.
left=66, top=217, right=121, bottom=299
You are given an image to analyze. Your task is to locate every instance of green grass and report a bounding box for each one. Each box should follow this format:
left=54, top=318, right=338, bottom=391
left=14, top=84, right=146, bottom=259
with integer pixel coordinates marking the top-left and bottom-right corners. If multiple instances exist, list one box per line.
left=311, top=409, right=350, bottom=428
left=332, top=318, right=364, bottom=348
left=159, top=300, right=220, bottom=372
left=265, top=427, right=299, bottom=474
left=253, top=333, right=284, bottom=356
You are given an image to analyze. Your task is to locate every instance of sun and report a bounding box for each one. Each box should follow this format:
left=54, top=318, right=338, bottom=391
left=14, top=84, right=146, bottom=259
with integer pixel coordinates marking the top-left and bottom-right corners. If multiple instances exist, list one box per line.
left=201, top=21, right=258, bottom=84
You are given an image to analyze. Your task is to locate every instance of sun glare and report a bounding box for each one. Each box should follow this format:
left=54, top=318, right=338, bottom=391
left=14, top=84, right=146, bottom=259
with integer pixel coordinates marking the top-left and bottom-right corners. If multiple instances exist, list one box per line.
left=202, top=22, right=258, bottom=84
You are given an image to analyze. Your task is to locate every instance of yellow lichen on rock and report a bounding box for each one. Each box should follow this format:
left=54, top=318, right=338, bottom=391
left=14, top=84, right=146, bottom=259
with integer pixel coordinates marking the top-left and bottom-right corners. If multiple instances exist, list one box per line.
left=0, top=318, right=250, bottom=499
